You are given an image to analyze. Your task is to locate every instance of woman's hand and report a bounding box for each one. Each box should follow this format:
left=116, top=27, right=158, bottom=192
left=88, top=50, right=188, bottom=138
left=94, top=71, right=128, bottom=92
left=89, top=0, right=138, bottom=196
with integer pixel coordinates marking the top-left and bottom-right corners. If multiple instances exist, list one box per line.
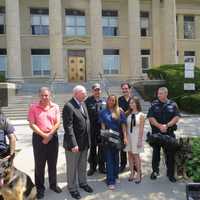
left=124, top=136, right=128, bottom=145
left=137, top=137, right=143, bottom=148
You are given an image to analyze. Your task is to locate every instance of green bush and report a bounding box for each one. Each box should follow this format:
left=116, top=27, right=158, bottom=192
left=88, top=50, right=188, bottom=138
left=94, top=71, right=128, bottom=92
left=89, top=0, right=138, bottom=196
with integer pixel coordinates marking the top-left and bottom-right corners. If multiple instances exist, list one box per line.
left=0, top=73, right=6, bottom=82
left=186, top=137, right=200, bottom=182
left=178, top=93, right=200, bottom=114
left=147, top=64, right=200, bottom=113
left=147, top=64, right=200, bottom=98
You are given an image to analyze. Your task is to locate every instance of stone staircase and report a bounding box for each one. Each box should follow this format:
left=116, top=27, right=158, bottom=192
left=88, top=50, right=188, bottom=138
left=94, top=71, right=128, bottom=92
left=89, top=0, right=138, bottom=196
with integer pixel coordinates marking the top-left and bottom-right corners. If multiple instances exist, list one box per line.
left=1, top=83, right=151, bottom=121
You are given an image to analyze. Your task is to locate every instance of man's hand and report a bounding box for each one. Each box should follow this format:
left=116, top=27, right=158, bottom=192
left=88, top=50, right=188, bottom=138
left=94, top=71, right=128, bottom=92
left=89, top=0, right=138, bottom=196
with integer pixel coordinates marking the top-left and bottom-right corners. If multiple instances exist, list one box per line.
left=159, top=124, right=167, bottom=133
left=71, top=146, right=79, bottom=153
left=42, top=133, right=53, bottom=144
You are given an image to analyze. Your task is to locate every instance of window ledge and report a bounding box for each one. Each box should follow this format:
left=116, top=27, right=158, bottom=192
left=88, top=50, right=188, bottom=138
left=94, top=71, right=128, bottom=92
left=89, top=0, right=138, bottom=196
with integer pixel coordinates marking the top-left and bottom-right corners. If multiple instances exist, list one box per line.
left=21, top=34, right=49, bottom=38
left=178, top=38, right=200, bottom=42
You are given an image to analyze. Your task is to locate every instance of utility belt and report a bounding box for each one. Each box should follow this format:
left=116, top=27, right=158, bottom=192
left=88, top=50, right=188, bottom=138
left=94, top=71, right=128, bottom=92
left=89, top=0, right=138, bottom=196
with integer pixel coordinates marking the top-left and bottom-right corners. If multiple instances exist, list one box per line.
left=100, top=129, right=125, bottom=150
left=146, top=131, right=179, bottom=151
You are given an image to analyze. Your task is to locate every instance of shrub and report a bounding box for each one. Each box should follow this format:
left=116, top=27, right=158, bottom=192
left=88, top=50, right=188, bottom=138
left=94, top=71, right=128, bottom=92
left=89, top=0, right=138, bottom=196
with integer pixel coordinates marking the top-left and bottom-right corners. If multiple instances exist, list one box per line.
left=178, top=93, right=200, bottom=114
left=147, top=64, right=200, bottom=98
left=186, top=137, right=200, bottom=182
left=147, top=64, right=200, bottom=113
left=0, top=73, right=6, bottom=82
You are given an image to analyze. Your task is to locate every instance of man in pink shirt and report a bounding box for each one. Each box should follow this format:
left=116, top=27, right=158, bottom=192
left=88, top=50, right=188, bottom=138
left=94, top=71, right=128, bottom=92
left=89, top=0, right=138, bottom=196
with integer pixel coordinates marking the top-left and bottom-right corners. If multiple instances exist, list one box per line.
left=28, top=87, right=62, bottom=199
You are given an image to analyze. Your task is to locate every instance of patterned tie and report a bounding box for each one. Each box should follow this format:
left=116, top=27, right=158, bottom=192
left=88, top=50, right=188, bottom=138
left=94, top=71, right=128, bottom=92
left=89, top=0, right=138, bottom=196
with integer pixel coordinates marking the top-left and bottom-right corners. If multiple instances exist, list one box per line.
left=80, top=103, right=85, bottom=114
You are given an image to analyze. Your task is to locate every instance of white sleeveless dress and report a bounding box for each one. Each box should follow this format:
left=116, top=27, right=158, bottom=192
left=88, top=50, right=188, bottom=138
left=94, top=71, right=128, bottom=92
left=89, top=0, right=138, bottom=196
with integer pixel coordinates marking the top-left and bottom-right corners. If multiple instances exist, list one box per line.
left=125, top=112, right=145, bottom=154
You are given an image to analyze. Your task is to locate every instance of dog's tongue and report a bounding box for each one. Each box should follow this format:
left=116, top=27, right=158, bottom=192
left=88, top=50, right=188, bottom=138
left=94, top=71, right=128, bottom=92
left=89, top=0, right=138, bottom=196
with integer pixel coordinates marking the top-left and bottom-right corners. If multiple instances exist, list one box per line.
left=0, top=178, right=4, bottom=187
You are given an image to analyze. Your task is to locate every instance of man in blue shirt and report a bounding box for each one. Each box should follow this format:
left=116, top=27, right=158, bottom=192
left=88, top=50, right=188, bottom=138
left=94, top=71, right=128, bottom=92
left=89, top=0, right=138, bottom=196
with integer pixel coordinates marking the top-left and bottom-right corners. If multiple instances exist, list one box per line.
left=147, top=87, right=180, bottom=182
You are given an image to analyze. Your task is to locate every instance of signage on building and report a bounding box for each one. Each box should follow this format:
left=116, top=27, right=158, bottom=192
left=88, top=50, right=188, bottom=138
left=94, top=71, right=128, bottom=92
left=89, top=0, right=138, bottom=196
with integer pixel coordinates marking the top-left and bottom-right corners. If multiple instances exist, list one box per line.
left=184, top=62, right=195, bottom=91
left=184, top=62, right=194, bottom=78
left=184, top=83, right=195, bottom=91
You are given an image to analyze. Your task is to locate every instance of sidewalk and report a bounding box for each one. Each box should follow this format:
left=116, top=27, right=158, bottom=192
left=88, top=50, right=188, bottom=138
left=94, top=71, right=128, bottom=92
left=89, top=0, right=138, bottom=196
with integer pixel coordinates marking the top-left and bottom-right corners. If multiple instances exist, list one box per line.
left=12, top=118, right=195, bottom=200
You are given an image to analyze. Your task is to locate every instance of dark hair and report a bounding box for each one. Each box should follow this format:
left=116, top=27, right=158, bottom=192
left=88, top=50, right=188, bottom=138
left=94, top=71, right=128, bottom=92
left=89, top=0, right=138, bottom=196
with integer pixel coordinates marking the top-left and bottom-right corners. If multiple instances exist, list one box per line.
left=121, top=82, right=131, bottom=89
left=126, top=97, right=142, bottom=116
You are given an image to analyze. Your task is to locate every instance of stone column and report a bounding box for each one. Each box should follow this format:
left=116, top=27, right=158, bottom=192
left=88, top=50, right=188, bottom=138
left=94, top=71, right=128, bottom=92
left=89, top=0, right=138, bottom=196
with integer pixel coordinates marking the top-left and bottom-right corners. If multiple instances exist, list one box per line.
left=128, top=0, right=142, bottom=79
left=89, top=0, right=103, bottom=79
left=6, top=0, right=23, bottom=82
left=177, top=14, right=184, bottom=39
left=152, top=0, right=161, bottom=66
left=49, top=0, right=65, bottom=81
left=163, top=0, right=177, bottom=64
left=195, top=16, right=200, bottom=40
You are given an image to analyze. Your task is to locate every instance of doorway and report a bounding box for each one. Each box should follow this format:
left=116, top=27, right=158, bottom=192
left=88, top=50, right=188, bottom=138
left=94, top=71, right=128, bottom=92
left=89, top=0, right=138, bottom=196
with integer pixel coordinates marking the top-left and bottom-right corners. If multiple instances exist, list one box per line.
left=68, top=50, right=86, bottom=82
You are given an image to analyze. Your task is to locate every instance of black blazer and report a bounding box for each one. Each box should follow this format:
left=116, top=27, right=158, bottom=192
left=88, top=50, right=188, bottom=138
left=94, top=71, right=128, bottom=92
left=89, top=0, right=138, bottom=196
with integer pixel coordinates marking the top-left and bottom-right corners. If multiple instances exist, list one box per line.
left=62, top=98, right=91, bottom=151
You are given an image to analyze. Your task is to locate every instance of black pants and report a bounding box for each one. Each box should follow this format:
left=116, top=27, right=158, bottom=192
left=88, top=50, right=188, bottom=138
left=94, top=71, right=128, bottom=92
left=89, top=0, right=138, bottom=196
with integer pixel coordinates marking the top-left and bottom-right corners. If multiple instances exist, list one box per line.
left=120, top=150, right=127, bottom=168
left=88, top=143, right=105, bottom=170
left=32, top=133, right=58, bottom=193
left=152, top=143, right=175, bottom=177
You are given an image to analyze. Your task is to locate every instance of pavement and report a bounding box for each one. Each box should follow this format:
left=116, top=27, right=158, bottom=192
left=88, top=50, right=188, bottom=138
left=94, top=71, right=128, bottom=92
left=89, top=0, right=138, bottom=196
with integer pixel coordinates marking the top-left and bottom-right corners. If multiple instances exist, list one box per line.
left=12, top=115, right=200, bottom=200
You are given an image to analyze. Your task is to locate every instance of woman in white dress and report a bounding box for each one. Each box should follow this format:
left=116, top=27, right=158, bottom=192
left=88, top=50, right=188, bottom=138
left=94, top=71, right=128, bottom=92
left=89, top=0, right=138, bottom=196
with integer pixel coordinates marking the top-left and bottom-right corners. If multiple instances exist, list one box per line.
left=125, top=97, right=145, bottom=184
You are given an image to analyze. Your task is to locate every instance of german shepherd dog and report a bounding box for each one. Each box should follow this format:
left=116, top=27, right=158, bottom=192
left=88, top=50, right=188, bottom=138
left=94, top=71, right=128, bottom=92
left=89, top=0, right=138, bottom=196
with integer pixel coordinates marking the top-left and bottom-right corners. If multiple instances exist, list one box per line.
left=175, top=137, right=192, bottom=180
left=0, top=154, right=36, bottom=200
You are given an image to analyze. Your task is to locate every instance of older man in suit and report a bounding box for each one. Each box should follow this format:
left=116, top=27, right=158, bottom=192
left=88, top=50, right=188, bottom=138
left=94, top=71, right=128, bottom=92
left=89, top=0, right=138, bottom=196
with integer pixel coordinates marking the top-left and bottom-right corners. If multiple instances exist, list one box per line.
left=62, top=85, right=93, bottom=199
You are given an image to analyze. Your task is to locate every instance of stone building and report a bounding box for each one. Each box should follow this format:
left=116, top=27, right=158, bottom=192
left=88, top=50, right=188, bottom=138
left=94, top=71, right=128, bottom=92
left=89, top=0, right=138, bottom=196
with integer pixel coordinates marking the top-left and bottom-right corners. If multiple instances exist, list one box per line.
left=0, top=0, right=200, bottom=83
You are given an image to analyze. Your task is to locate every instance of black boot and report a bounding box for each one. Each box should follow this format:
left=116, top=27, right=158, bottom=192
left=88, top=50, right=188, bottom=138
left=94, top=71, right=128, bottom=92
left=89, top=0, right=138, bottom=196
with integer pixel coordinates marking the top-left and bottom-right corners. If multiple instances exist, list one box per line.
left=87, top=165, right=96, bottom=176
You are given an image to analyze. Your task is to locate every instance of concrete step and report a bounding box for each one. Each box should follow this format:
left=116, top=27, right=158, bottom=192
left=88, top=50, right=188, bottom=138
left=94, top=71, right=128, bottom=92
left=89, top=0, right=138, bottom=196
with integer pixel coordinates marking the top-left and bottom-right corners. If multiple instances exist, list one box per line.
left=1, top=84, right=151, bottom=120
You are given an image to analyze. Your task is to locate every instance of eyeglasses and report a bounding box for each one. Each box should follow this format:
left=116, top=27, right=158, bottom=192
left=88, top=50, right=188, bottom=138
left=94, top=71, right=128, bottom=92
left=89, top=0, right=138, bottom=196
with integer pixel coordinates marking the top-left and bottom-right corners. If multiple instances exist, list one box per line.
left=94, top=88, right=101, bottom=91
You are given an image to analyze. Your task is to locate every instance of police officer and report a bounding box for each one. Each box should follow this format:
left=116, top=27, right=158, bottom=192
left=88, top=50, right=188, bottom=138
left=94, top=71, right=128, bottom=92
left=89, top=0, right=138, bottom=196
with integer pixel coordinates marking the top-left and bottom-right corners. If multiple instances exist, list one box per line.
left=85, top=83, right=106, bottom=176
left=0, top=110, right=16, bottom=159
left=147, top=87, right=180, bottom=182
left=118, top=83, right=132, bottom=172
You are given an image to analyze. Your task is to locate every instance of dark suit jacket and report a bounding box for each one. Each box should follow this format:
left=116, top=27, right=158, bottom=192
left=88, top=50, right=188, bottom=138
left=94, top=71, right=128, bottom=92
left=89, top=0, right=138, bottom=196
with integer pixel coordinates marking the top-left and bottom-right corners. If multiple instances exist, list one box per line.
left=62, top=98, right=91, bottom=151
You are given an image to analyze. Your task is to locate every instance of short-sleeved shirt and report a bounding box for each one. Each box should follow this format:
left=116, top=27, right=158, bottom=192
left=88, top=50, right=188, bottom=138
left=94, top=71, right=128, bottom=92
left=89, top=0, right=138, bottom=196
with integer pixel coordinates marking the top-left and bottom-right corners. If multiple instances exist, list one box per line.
left=85, top=96, right=106, bottom=131
left=0, top=114, right=15, bottom=151
left=28, top=101, right=60, bottom=133
left=99, top=108, right=127, bottom=132
left=147, top=99, right=181, bottom=133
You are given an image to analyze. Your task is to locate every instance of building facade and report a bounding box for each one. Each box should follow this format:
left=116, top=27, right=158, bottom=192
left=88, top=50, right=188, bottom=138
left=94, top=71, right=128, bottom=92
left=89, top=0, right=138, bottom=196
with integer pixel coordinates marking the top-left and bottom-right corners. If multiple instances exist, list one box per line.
left=0, top=0, right=200, bottom=83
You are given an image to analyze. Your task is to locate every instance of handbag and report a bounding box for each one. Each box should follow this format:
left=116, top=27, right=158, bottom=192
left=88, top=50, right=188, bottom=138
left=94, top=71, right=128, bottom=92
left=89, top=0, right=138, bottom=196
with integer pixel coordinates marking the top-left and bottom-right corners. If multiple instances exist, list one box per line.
left=100, top=129, right=125, bottom=150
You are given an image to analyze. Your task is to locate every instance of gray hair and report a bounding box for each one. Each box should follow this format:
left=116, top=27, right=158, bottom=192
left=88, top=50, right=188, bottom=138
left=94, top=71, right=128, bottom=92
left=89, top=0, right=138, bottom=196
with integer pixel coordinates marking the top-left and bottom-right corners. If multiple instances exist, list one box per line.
left=38, top=87, right=51, bottom=94
left=73, top=85, right=86, bottom=96
left=158, top=87, right=168, bottom=94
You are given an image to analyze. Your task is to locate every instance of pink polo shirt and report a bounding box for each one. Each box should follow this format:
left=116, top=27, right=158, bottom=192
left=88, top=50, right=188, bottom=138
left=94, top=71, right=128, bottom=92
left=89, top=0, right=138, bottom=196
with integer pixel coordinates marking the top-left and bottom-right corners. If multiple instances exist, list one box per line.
left=28, top=101, right=60, bottom=133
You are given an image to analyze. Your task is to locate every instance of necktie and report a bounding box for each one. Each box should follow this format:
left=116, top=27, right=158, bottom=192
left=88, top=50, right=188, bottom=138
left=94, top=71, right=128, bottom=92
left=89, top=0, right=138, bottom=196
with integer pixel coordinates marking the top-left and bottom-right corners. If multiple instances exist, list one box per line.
left=130, top=113, right=136, bottom=133
left=80, top=104, right=85, bottom=114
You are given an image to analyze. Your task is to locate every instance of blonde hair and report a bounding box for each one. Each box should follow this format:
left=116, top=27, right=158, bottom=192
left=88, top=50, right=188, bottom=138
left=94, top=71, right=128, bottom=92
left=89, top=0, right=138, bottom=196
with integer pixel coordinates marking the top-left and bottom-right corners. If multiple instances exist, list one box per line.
left=106, top=95, right=121, bottom=119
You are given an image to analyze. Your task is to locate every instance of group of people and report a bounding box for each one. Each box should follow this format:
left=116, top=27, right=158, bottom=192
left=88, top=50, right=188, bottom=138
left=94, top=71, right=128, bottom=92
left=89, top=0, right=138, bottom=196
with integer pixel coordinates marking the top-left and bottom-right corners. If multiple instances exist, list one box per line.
left=0, top=83, right=180, bottom=200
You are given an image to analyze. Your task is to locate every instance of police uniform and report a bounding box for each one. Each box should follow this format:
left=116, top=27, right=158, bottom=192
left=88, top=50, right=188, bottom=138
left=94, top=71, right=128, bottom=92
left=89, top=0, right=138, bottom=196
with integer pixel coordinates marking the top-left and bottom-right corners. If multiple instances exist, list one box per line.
left=0, top=113, right=15, bottom=158
left=85, top=95, right=106, bottom=172
left=147, top=99, right=180, bottom=178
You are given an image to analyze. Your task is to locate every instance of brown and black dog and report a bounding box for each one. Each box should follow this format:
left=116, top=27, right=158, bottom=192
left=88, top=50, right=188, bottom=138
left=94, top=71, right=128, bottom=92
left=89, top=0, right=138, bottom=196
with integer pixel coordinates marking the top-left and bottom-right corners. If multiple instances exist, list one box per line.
left=175, top=137, right=192, bottom=180
left=0, top=154, right=36, bottom=200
